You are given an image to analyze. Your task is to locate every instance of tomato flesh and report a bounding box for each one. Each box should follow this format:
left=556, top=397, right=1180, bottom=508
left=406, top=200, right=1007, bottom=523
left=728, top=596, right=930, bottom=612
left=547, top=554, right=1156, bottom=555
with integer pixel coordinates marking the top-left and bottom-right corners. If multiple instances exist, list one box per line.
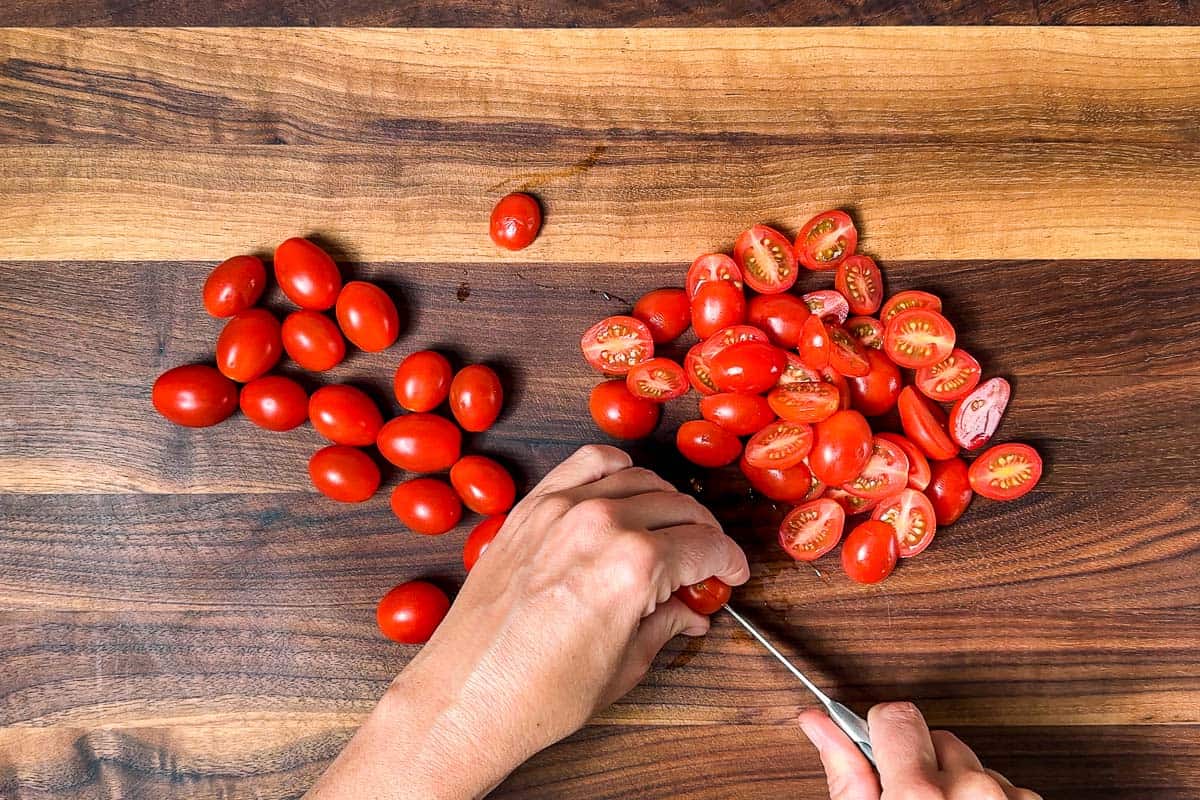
left=796, top=210, right=857, bottom=271
left=841, top=520, right=899, bottom=583
left=846, top=316, right=884, bottom=350
left=685, top=344, right=719, bottom=396
left=881, top=290, right=941, bottom=325
left=767, top=381, right=840, bottom=424
left=916, top=348, right=981, bottom=402
left=835, top=255, right=883, bottom=315
left=777, top=352, right=822, bottom=387
left=744, top=420, right=814, bottom=470
left=700, top=324, right=769, bottom=362
left=843, top=436, right=909, bottom=500
left=581, top=315, right=655, bottom=375
left=802, top=290, right=850, bottom=324
left=626, top=357, right=690, bottom=401
left=968, top=443, right=1043, bottom=500
left=949, top=377, right=1011, bottom=450
left=734, top=224, right=798, bottom=294
left=872, top=488, right=937, bottom=558
left=876, top=432, right=932, bottom=491
left=779, top=499, right=845, bottom=561
left=884, top=308, right=956, bottom=369
left=824, top=486, right=880, bottom=516
left=686, top=253, right=742, bottom=298
left=676, top=420, right=743, bottom=468
left=827, top=323, right=871, bottom=378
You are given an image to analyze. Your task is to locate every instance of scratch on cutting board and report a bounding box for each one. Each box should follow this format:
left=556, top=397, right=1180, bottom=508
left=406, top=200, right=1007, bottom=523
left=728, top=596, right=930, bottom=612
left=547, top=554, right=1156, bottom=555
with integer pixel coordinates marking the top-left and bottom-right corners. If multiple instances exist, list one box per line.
left=487, top=144, right=607, bottom=193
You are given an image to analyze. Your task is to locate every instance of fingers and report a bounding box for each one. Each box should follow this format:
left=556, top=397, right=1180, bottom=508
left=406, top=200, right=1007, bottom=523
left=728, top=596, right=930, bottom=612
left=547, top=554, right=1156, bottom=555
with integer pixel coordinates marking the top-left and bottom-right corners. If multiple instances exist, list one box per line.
left=798, top=709, right=881, bottom=800
left=602, top=489, right=720, bottom=532
left=530, top=445, right=633, bottom=497
left=931, top=729, right=983, bottom=772
left=605, top=597, right=708, bottom=706
left=654, top=523, right=751, bottom=591
left=564, top=467, right=678, bottom=504
left=868, top=702, right=938, bottom=789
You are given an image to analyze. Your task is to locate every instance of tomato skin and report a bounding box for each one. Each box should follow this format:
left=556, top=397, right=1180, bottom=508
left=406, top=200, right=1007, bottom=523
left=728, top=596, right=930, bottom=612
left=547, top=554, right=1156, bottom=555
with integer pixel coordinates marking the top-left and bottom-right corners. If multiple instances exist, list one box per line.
left=881, top=290, right=942, bottom=325
left=239, top=375, right=308, bottom=431
left=589, top=380, right=660, bottom=440
left=633, top=288, right=691, bottom=344
left=926, top=458, right=973, bottom=526
left=747, top=293, right=811, bottom=349
left=203, top=255, right=266, bottom=317
left=489, top=192, right=542, bottom=251
left=795, top=210, right=857, bottom=271
left=740, top=455, right=813, bottom=503
left=394, top=350, right=453, bottom=412
left=274, top=237, right=342, bottom=310
left=809, top=410, right=874, bottom=486
left=449, top=364, right=504, bottom=432
left=463, top=514, right=506, bottom=572
left=872, top=488, right=937, bottom=558
left=968, top=443, right=1043, bottom=501
left=835, top=255, right=883, bottom=315
left=581, top=315, right=655, bottom=375
left=745, top=420, right=813, bottom=470
left=684, top=344, right=719, bottom=396
left=701, top=393, right=775, bottom=436
left=898, top=386, right=959, bottom=460
left=949, top=377, right=1011, bottom=451
left=733, top=224, right=798, bottom=294
left=846, top=316, right=884, bottom=350
left=376, top=581, right=450, bottom=644
left=391, top=477, right=463, bottom=535
left=676, top=420, right=743, bottom=468
left=686, top=254, right=742, bottom=298
left=376, top=413, right=463, bottom=472
left=767, top=381, right=840, bottom=424
left=450, top=455, right=516, bottom=515
left=308, top=385, right=383, bottom=446
left=827, top=323, right=871, bottom=378
left=799, top=314, right=831, bottom=370
left=152, top=364, right=238, bottom=427
left=841, top=520, right=900, bottom=583
left=335, top=281, right=401, bottom=352
left=843, top=436, right=909, bottom=501
left=215, top=309, right=283, bottom=383
left=848, top=348, right=902, bottom=416
left=281, top=310, right=346, bottom=372
left=674, top=578, right=731, bottom=615
left=779, top=498, right=845, bottom=561
left=308, top=445, right=381, bottom=503
left=690, top=279, right=746, bottom=339
left=915, top=348, right=981, bottom=402
left=876, top=433, right=932, bottom=491
left=709, top=341, right=785, bottom=394
left=626, top=357, right=690, bottom=401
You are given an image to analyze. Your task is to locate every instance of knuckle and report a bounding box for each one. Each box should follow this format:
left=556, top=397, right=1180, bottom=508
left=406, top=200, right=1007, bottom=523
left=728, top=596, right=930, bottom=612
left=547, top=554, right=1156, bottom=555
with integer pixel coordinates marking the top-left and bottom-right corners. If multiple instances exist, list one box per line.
left=948, top=773, right=1006, bottom=800
left=534, top=491, right=574, bottom=521
left=871, top=700, right=925, bottom=729
left=575, top=443, right=628, bottom=467
left=570, top=497, right=619, bottom=527
left=607, top=533, right=661, bottom=592
left=626, top=467, right=675, bottom=492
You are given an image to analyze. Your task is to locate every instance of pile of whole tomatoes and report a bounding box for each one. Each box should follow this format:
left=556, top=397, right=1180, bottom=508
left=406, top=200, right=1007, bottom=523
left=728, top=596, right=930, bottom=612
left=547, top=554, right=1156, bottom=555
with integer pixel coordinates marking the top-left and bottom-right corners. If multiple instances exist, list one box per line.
left=581, top=211, right=1043, bottom=588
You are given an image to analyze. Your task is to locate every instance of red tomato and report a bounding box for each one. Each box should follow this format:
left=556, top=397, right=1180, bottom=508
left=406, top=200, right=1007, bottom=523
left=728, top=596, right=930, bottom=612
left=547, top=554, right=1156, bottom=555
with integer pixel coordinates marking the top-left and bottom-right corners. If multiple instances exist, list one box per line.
left=949, top=377, right=1011, bottom=450
left=684, top=344, right=719, bottom=395
left=633, top=288, right=691, bottom=344
left=916, top=348, right=981, bottom=402
left=307, top=385, right=383, bottom=446
left=308, top=445, right=380, bottom=503
left=847, top=349, right=902, bottom=417
left=767, top=381, right=840, bottom=424
left=779, top=498, right=845, bottom=561
left=699, top=324, right=769, bottom=362
left=281, top=310, right=345, bottom=371
left=846, top=316, right=884, bottom=350
left=777, top=352, right=821, bottom=387
left=626, top=357, right=690, bottom=401
left=701, top=393, right=776, bottom=436
left=674, top=578, right=731, bottom=615
left=733, top=224, right=798, bottom=294
left=872, top=488, right=937, bottom=558
left=799, top=314, right=831, bottom=370
left=394, top=350, right=453, bottom=412
left=795, top=210, right=857, bottom=271
left=876, top=433, right=932, bottom=491
left=274, top=237, right=342, bottom=310
left=803, top=464, right=828, bottom=502
left=822, top=366, right=853, bottom=411
left=376, top=581, right=450, bottom=644
left=151, top=364, right=238, bottom=427
left=746, top=293, right=811, bottom=349
left=376, top=413, right=463, bottom=472
left=589, top=380, right=660, bottom=440
left=926, top=458, right=973, bottom=526
left=489, top=192, right=542, bottom=251
left=215, top=309, right=283, bottom=383
left=881, top=289, right=942, bottom=326
left=802, top=289, right=850, bottom=324
left=898, top=386, right=958, bottom=460
left=827, top=324, right=871, bottom=377
left=390, top=477, right=463, bottom=535
left=744, top=420, right=813, bottom=470
left=581, top=315, right=654, bottom=375
left=740, top=456, right=814, bottom=503
left=843, top=436, right=909, bottom=500
left=842, top=520, right=899, bottom=583
left=686, top=253, right=742, bottom=298
left=335, top=281, right=401, bottom=352
left=450, top=455, right=516, bottom=515
left=239, top=375, right=307, bottom=431
left=824, top=486, right=879, bottom=516
left=709, top=341, right=785, bottom=394
left=835, top=255, right=883, bottom=315
left=203, top=255, right=266, bottom=317
left=809, top=410, right=873, bottom=486
left=968, top=443, right=1043, bottom=500
left=450, top=364, right=503, bottom=432
left=463, top=514, right=506, bottom=572
left=676, top=420, right=742, bottom=468
left=884, top=309, right=956, bottom=369
left=690, top=280, right=746, bottom=339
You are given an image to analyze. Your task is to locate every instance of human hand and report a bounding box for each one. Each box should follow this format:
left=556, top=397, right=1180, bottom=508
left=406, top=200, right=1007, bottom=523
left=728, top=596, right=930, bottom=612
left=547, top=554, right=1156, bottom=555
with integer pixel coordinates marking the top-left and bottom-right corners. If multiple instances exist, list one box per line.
left=799, top=703, right=1041, bottom=800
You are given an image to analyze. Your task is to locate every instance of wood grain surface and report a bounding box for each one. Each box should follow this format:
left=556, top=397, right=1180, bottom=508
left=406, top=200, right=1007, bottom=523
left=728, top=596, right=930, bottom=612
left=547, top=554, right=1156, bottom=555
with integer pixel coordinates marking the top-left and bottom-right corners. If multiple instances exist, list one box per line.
left=1, top=21, right=1198, bottom=800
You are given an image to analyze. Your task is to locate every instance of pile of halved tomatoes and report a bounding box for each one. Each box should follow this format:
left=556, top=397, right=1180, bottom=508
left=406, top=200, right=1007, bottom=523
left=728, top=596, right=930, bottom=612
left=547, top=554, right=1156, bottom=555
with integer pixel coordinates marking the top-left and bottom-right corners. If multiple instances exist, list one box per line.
left=580, top=211, right=1043, bottom=585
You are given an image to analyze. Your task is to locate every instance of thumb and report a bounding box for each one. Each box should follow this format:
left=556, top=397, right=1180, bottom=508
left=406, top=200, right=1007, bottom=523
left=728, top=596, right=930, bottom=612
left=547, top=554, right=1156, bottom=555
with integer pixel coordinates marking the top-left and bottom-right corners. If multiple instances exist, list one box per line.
left=799, top=709, right=881, bottom=800
left=604, top=597, right=709, bottom=706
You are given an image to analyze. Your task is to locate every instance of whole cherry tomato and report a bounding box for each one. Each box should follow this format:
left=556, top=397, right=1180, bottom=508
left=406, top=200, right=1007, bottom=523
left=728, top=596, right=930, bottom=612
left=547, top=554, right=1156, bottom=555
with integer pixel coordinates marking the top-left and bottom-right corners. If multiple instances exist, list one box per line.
left=449, top=364, right=503, bottom=432
left=274, top=237, right=342, bottom=310
left=747, top=293, right=811, bottom=349
left=674, top=577, right=732, bottom=615
left=708, top=341, right=785, bottom=394
left=308, top=385, right=383, bottom=446
left=202, top=255, right=266, bottom=317
left=463, top=514, right=506, bottom=572
left=390, top=477, right=463, bottom=535
left=239, top=375, right=308, bottom=431
left=376, top=581, right=451, bottom=644
left=335, top=281, right=401, bottom=352
left=809, top=410, right=873, bottom=486
left=690, top=280, right=746, bottom=339
left=841, top=520, right=899, bottom=584
left=926, top=458, right=973, bottom=526
left=281, top=310, right=345, bottom=372
left=394, top=350, right=453, bottom=412
left=151, top=364, right=238, bottom=427
left=216, top=308, right=283, bottom=383
left=847, top=349, right=902, bottom=417
left=740, top=456, right=814, bottom=503
left=676, top=420, right=743, bottom=468
left=588, top=380, right=660, bottom=440
left=633, top=288, right=691, bottom=344
left=700, top=393, right=776, bottom=436
left=308, top=445, right=381, bottom=503
left=489, top=193, right=542, bottom=251
left=449, top=455, right=516, bottom=515
left=376, top=413, right=463, bottom=473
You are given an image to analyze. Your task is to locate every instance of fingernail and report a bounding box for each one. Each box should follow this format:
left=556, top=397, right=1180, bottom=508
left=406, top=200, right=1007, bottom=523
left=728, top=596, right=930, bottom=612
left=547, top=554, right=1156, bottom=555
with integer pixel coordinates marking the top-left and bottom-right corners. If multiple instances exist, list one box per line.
left=681, top=620, right=710, bottom=637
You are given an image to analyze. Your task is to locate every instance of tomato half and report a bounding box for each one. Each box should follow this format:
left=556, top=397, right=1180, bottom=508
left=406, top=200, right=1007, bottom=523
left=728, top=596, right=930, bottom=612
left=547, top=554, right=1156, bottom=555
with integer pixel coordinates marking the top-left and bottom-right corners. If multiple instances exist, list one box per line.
left=880, top=290, right=942, bottom=326
left=463, top=514, right=506, bottom=572
left=926, top=458, right=973, bottom=526
left=809, top=410, right=873, bottom=486
left=203, top=255, right=266, bottom=317
left=744, top=420, right=814, bottom=470
left=626, top=357, right=690, bottom=401
left=309, top=385, right=384, bottom=446
left=686, top=253, right=743, bottom=298
left=675, top=578, right=732, bottom=615
left=701, top=393, right=776, bottom=436
left=449, top=455, right=516, bottom=515
left=915, top=348, right=981, bottom=402
left=824, top=486, right=879, bottom=516
left=803, top=463, right=828, bottom=501
left=709, top=341, right=786, bottom=394
left=151, top=364, right=238, bottom=427
left=589, top=380, right=660, bottom=440
left=376, top=412, right=463, bottom=472
left=897, top=386, right=958, bottom=460
left=581, top=315, right=655, bottom=375
left=734, top=224, right=798, bottom=294
left=834, top=255, right=883, bottom=315
left=827, top=324, right=871, bottom=377
left=884, top=309, right=956, bottom=369
left=394, top=350, right=453, bottom=412
left=691, top=280, right=747, bottom=339
left=699, top=324, right=769, bottom=361
left=795, top=210, right=857, bottom=271
left=489, top=192, right=542, bottom=251
left=685, top=344, right=719, bottom=395
left=449, top=364, right=504, bottom=432
left=821, top=367, right=853, bottom=410
left=872, top=488, right=937, bottom=558
left=335, top=281, right=401, bottom=352
left=676, top=420, right=743, bottom=468
left=376, top=581, right=451, bottom=644
left=633, top=288, right=691, bottom=344
left=390, top=477, right=463, bottom=535
left=274, top=237, right=342, bottom=311
left=777, top=352, right=822, bottom=387
left=802, top=290, right=850, bottom=324
left=740, top=456, right=813, bottom=503
left=949, top=377, right=1011, bottom=451
left=308, top=445, right=381, bottom=503
left=876, top=433, right=932, bottom=491
left=847, top=348, right=902, bottom=417
left=747, top=293, right=811, bottom=349
left=216, top=308, right=283, bottom=382
left=968, top=443, right=1043, bottom=500
left=846, top=316, right=884, bottom=350
left=767, top=381, right=840, bottom=424
left=779, top=498, right=845, bottom=561
left=799, top=314, right=831, bottom=370
left=281, top=309, right=345, bottom=372
left=239, top=375, right=307, bottom=431
left=842, top=520, right=900, bottom=583
left=843, top=436, right=909, bottom=500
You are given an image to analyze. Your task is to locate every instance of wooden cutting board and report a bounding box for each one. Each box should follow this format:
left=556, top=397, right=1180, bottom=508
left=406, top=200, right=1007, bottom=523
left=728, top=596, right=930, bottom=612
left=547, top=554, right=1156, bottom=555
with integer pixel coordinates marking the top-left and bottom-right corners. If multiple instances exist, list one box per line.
left=1, top=9, right=1199, bottom=800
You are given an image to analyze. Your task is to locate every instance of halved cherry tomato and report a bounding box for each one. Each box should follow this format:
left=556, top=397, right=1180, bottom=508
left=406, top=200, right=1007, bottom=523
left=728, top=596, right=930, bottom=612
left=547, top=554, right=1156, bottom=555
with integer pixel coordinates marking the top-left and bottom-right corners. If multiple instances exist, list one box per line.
left=777, top=352, right=822, bottom=387
left=281, top=309, right=345, bottom=372
left=949, top=377, right=1011, bottom=450
left=821, top=366, right=853, bottom=410
left=835, top=255, right=883, bottom=315
left=803, top=463, right=828, bottom=501
left=450, top=364, right=503, bottom=432
left=274, top=237, right=342, bottom=310
left=916, top=349, right=981, bottom=402
left=675, top=578, right=732, bottom=615
left=449, top=455, right=516, bottom=515
left=216, top=309, right=283, bottom=382
left=897, top=386, right=958, bottom=460
left=309, top=385, right=384, bottom=447
left=872, top=488, right=937, bottom=558
left=394, top=351, right=453, bottom=412
left=824, top=486, right=879, bottom=516
left=802, top=290, right=850, bottom=324
left=926, top=458, right=973, bottom=526
left=376, top=581, right=450, bottom=644
left=747, top=293, right=811, bottom=349
left=626, top=357, right=690, bottom=401
left=767, top=381, right=840, bottom=424
left=809, top=410, right=873, bottom=486
left=489, top=192, right=542, bottom=251
left=676, top=420, right=742, bottom=468
left=968, top=443, right=1043, bottom=500
left=744, top=420, right=813, bottom=469
left=308, top=445, right=380, bottom=503
left=709, top=341, right=785, bottom=394
left=734, top=224, right=798, bottom=294
left=740, top=455, right=813, bottom=503
left=880, top=290, right=942, bottom=325
left=701, top=393, right=776, bottom=436
left=633, top=288, right=691, bottom=344
left=581, top=315, right=654, bottom=375
left=589, top=380, right=660, bottom=440
left=876, top=433, right=932, bottom=491
left=691, top=280, right=746, bottom=339
left=390, top=477, right=463, bottom=535
left=151, top=364, right=238, bottom=427
left=884, top=309, right=956, bottom=369
left=335, top=281, right=401, bottom=352
left=795, top=210, right=857, bottom=271
left=799, top=314, right=831, bottom=370
left=376, top=412, right=462, bottom=472
left=685, top=344, right=719, bottom=395
left=239, top=375, right=307, bottom=431
left=463, top=514, right=506, bottom=572
left=699, top=325, right=769, bottom=361
left=847, top=349, right=902, bottom=417
left=843, top=436, right=909, bottom=500
left=827, top=324, right=870, bottom=377
left=686, top=253, right=742, bottom=298
left=846, top=316, right=884, bottom=350
left=779, top=498, right=845, bottom=561
left=203, top=255, right=266, bottom=317
left=841, top=520, right=899, bottom=583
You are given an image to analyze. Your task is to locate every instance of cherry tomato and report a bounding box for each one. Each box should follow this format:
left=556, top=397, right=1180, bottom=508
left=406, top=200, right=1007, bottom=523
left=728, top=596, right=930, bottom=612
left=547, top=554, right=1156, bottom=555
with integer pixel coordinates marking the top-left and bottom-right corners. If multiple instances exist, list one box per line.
left=824, top=486, right=879, bottom=516
left=685, top=253, right=742, bottom=298
left=394, top=350, right=453, bottom=412
left=335, top=281, right=401, bottom=352
left=881, top=290, right=942, bottom=326
left=589, top=380, right=660, bottom=440
left=802, top=289, right=850, bottom=324
left=884, top=309, right=956, bottom=369
left=926, top=458, right=973, bottom=526
left=847, top=349, right=902, bottom=417
left=151, top=364, right=238, bottom=427
left=464, top=514, right=506, bottom=572
left=949, top=377, right=1011, bottom=450
left=747, top=293, right=811, bottom=349
left=699, top=324, right=769, bottom=362
left=376, top=581, right=450, bottom=644
left=450, top=455, right=516, bottom=515
left=281, top=310, right=345, bottom=372
left=390, top=477, right=463, bottom=535
left=744, top=420, right=813, bottom=470
left=690, top=280, right=746, bottom=339
left=846, top=316, right=884, bottom=350
left=795, top=210, right=857, bottom=271
left=799, top=314, right=831, bottom=370
left=489, top=192, right=542, bottom=251
left=626, top=357, right=690, bottom=401
left=633, top=288, right=690, bottom=344
left=203, top=255, right=266, bottom=317
left=898, top=386, right=958, bottom=460
left=777, top=352, right=821, bottom=387
left=709, top=341, right=785, bottom=394
left=872, top=488, right=937, bottom=558
left=842, top=520, right=899, bottom=583
left=968, top=443, right=1043, bottom=500
left=274, top=237, right=342, bottom=310
left=676, top=420, right=742, bottom=468
left=835, top=255, right=883, bottom=315
left=843, top=436, right=909, bottom=500
left=239, top=375, right=307, bottom=431
left=307, top=385, right=383, bottom=446
left=740, top=456, right=814, bottom=503
left=701, top=393, right=775, bottom=436
left=779, top=498, right=845, bottom=561
left=674, top=578, right=731, bottom=615
left=822, top=367, right=853, bottom=411
left=308, top=445, right=380, bottom=503
left=733, top=224, right=797, bottom=294
left=684, top=344, right=719, bottom=395
left=803, top=464, right=828, bottom=502
left=376, top=413, right=462, bottom=472
left=767, top=381, right=840, bottom=424
left=827, top=324, right=871, bottom=377
left=809, top=410, right=873, bottom=486
left=581, top=315, right=654, bottom=375
left=876, top=433, right=932, bottom=491
left=916, top=348, right=980, bottom=402
left=450, top=364, right=504, bottom=432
